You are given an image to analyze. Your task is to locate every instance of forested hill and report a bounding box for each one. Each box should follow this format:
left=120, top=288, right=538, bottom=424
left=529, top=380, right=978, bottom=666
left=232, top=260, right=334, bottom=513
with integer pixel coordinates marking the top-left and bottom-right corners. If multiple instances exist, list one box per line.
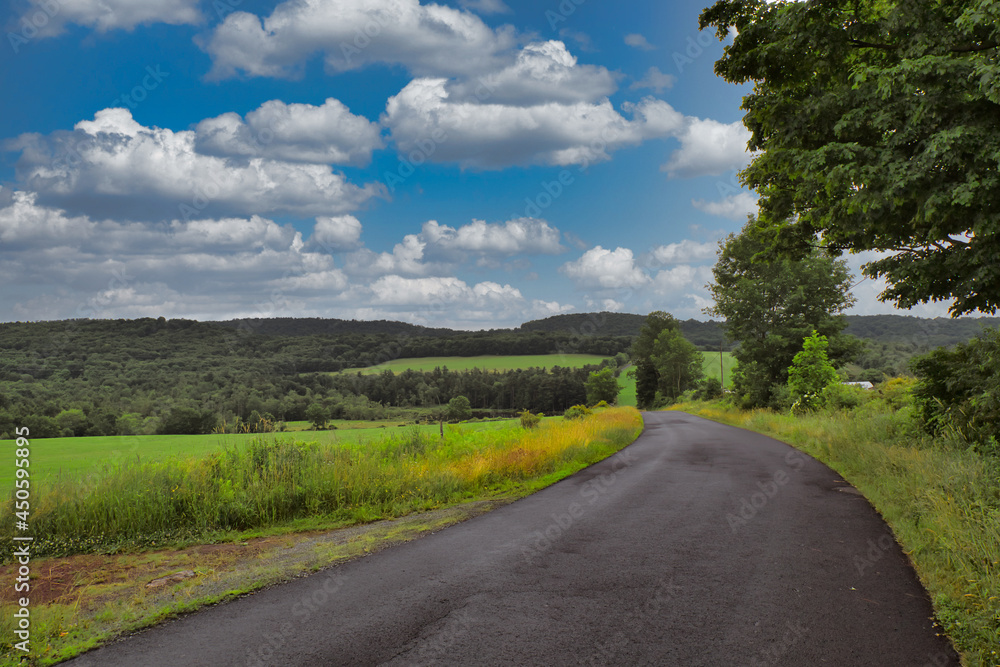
left=214, top=317, right=457, bottom=338
left=519, top=312, right=1000, bottom=349
left=843, top=315, right=1000, bottom=348
left=519, top=312, right=728, bottom=349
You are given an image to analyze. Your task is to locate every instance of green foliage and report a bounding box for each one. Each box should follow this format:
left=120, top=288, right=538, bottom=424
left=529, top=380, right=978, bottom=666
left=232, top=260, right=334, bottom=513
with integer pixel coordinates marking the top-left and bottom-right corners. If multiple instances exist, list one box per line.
left=911, top=329, right=1000, bottom=455
left=592, top=400, right=611, bottom=408
left=819, top=383, right=869, bottom=411
left=629, top=310, right=703, bottom=409
left=788, top=332, right=840, bottom=411
left=585, top=368, right=620, bottom=406
left=651, top=328, right=705, bottom=402
left=707, top=219, right=860, bottom=409
left=446, top=395, right=472, bottom=422
left=304, top=403, right=330, bottom=430
left=563, top=405, right=592, bottom=420
left=698, top=377, right=724, bottom=400
left=519, top=410, right=541, bottom=429
left=55, top=409, right=88, bottom=437
left=701, top=0, right=1000, bottom=315
left=158, top=406, right=217, bottom=435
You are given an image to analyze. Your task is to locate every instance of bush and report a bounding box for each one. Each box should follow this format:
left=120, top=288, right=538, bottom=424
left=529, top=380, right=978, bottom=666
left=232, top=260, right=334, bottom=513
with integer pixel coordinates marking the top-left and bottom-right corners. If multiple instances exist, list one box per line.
left=564, top=405, right=592, bottom=420
left=787, top=331, right=839, bottom=411
left=701, top=377, right=724, bottom=400
left=877, top=376, right=917, bottom=410
left=519, top=410, right=541, bottom=429
left=592, top=400, right=611, bottom=409
left=820, top=383, right=870, bottom=411
left=911, top=330, right=1000, bottom=455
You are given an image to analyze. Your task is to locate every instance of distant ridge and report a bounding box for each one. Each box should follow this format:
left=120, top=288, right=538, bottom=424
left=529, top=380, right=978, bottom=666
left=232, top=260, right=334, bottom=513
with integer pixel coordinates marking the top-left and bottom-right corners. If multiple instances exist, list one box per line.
left=208, top=313, right=1000, bottom=349
left=213, top=317, right=457, bottom=338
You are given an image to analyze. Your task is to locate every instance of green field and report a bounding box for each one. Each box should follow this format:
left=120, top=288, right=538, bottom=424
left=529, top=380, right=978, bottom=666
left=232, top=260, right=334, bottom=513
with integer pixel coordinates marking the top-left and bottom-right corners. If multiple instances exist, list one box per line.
left=3, top=420, right=528, bottom=488
left=702, top=351, right=736, bottom=389
left=349, top=354, right=610, bottom=375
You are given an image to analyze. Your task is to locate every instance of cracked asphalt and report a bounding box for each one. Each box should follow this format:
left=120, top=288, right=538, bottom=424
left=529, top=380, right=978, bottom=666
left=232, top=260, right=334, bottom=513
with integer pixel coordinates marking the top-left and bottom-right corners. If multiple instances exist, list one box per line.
left=62, top=411, right=959, bottom=666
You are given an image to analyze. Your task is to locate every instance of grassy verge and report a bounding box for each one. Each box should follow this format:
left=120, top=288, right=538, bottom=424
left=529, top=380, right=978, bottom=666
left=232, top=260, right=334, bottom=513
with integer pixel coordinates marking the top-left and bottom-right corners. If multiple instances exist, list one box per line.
left=0, top=408, right=643, bottom=666
left=0, top=419, right=533, bottom=487
left=673, top=400, right=1000, bottom=667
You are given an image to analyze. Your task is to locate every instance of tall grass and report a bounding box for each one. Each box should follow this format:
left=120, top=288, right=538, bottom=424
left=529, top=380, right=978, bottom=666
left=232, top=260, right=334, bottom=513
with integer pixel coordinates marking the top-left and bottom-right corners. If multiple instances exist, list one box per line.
left=1, top=409, right=643, bottom=559
left=676, top=400, right=1000, bottom=667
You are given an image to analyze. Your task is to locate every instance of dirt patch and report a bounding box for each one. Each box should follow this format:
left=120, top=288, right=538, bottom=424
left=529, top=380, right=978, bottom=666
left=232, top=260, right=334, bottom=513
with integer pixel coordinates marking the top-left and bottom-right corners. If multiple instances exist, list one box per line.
left=0, top=499, right=510, bottom=609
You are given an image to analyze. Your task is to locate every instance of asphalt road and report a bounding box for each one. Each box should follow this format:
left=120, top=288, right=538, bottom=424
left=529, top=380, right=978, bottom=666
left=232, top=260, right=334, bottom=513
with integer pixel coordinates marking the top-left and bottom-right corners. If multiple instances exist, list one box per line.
left=64, top=411, right=959, bottom=666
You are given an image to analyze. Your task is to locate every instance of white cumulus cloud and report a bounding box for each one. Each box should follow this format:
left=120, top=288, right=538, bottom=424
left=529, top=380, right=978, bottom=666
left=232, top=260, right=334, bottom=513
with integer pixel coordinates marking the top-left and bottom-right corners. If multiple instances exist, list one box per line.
left=649, top=240, right=718, bottom=265
left=7, top=108, right=385, bottom=221
left=195, top=98, right=384, bottom=166
left=560, top=246, right=650, bottom=289
left=311, top=215, right=364, bottom=252
left=384, top=82, right=683, bottom=168
left=692, top=192, right=759, bottom=220
left=624, top=33, right=656, bottom=51
left=14, top=0, right=201, bottom=36
left=661, top=118, right=752, bottom=178
left=630, top=66, right=676, bottom=93
left=200, top=0, right=516, bottom=80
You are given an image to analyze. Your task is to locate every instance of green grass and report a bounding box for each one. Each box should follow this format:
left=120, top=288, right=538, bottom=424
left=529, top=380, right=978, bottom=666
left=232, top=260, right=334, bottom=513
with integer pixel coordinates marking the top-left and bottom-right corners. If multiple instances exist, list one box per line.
left=346, top=353, right=610, bottom=375
left=1, top=420, right=520, bottom=488
left=674, top=399, right=1000, bottom=667
left=0, top=409, right=643, bottom=561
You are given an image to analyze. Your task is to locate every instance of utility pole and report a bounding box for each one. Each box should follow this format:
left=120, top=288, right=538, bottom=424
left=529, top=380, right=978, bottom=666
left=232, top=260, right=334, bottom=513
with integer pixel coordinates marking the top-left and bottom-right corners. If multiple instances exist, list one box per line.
left=720, top=338, right=724, bottom=390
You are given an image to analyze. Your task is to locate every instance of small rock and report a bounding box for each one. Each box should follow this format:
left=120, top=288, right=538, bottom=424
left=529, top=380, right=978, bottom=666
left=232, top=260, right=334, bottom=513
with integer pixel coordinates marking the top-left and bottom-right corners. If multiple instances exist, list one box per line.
left=146, top=570, right=196, bottom=588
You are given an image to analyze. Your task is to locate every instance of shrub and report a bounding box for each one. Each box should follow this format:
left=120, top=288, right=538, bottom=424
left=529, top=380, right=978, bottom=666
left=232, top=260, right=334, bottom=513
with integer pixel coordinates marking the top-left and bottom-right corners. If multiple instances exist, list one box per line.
left=519, top=410, right=541, bottom=429
left=700, top=377, right=724, bottom=400
left=592, top=400, right=611, bottom=409
left=820, top=383, right=870, bottom=411
left=787, top=331, right=839, bottom=411
left=564, top=405, right=592, bottom=420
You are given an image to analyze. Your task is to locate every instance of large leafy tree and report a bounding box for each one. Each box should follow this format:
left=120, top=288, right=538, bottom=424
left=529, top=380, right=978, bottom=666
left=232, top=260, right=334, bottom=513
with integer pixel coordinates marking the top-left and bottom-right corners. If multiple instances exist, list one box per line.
left=700, top=0, right=1000, bottom=315
left=630, top=312, right=704, bottom=407
left=707, top=219, right=859, bottom=408
left=630, top=312, right=681, bottom=408
left=652, top=329, right=705, bottom=402
left=585, top=368, right=621, bottom=405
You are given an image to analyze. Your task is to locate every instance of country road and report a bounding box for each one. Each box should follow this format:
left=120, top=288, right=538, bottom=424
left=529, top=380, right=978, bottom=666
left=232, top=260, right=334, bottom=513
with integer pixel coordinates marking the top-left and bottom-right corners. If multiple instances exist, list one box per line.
left=63, top=412, right=959, bottom=666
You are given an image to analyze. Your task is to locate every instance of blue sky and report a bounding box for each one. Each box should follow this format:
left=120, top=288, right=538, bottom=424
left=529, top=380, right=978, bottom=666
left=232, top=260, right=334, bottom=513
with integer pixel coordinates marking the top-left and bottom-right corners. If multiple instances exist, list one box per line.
left=0, top=0, right=951, bottom=328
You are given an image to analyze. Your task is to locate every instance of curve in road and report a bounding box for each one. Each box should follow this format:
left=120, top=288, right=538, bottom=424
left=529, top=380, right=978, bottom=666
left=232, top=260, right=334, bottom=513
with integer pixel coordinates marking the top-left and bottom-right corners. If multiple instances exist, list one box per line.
left=63, top=411, right=959, bottom=666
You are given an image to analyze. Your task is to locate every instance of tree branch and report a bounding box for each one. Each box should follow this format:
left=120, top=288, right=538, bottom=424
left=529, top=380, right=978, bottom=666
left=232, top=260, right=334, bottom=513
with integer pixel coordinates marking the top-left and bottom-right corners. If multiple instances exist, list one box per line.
left=849, top=38, right=897, bottom=50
